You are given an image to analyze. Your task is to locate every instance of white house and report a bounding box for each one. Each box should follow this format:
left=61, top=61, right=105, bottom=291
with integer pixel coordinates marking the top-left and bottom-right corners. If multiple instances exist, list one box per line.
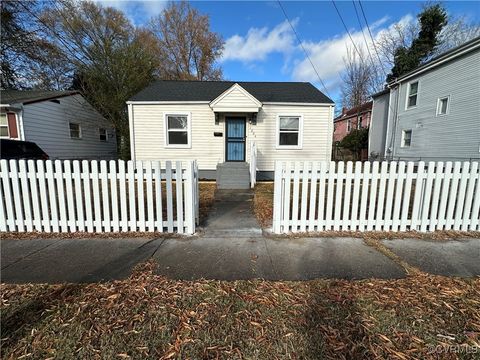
left=127, top=81, right=334, bottom=187
left=0, top=90, right=117, bottom=160
left=369, top=36, right=480, bottom=162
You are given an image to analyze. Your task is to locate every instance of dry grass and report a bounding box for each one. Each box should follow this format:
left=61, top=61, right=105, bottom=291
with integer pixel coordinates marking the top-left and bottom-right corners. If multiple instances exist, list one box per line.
left=253, top=182, right=274, bottom=227
left=198, top=182, right=216, bottom=226
left=1, top=260, right=479, bottom=359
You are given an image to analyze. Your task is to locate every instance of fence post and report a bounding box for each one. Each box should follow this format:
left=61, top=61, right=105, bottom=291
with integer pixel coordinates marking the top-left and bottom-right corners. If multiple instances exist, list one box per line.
left=184, top=160, right=195, bottom=235
left=273, top=161, right=283, bottom=233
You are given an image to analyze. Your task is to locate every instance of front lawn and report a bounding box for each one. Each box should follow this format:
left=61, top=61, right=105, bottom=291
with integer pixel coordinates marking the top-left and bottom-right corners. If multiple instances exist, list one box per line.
left=1, top=261, right=479, bottom=359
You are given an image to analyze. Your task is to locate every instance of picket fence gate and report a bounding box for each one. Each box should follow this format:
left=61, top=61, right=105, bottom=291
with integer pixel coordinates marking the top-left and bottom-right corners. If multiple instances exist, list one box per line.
left=273, top=161, right=480, bottom=234
left=0, top=159, right=199, bottom=234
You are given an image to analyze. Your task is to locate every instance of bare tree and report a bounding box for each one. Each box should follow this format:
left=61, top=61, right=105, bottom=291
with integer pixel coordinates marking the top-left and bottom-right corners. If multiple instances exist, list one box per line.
left=32, top=0, right=160, bottom=158
left=340, top=45, right=382, bottom=109
left=148, top=1, right=224, bottom=80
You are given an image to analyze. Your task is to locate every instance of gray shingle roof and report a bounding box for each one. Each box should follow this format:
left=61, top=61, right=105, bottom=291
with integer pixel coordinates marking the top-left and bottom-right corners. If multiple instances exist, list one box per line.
left=129, top=80, right=334, bottom=104
left=1, top=90, right=78, bottom=105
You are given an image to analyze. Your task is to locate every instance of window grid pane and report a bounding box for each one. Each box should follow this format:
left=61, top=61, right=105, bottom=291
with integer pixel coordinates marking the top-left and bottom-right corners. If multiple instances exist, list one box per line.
left=279, top=117, right=299, bottom=130
left=69, top=123, right=80, bottom=138
left=167, top=116, right=188, bottom=129
left=440, top=98, right=448, bottom=114
left=0, top=114, right=7, bottom=126
left=168, top=131, right=188, bottom=145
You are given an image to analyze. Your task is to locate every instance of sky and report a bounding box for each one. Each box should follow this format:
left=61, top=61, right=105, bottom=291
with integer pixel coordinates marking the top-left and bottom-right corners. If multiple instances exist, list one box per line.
left=99, top=0, right=480, bottom=104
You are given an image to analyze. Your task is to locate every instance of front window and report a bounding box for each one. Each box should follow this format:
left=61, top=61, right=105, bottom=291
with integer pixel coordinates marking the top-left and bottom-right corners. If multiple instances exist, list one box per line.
left=99, top=128, right=107, bottom=141
left=437, top=96, right=449, bottom=115
left=69, top=122, right=81, bottom=139
left=402, top=129, right=412, bottom=147
left=277, top=115, right=302, bottom=148
left=406, top=81, right=418, bottom=108
left=347, top=119, right=351, bottom=132
left=165, top=114, right=190, bottom=147
left=0, top=113, right=9, bottom=137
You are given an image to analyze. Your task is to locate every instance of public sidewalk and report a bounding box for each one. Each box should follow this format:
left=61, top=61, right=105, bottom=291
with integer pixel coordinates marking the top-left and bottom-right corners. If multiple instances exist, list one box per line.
left=1, top=189, right=479, bottom=283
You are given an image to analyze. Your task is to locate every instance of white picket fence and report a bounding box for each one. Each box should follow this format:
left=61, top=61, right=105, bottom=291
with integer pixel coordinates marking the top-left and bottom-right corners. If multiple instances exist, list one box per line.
left=250, top=141, right=257, bottom=188
left=273, top=161, right=480, bottom=234
left=0, top=159, right=199, bottom=234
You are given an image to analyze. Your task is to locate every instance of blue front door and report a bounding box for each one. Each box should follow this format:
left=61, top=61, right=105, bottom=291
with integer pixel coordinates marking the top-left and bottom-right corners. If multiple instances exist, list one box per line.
left=226, top=117, right=246, bottom=162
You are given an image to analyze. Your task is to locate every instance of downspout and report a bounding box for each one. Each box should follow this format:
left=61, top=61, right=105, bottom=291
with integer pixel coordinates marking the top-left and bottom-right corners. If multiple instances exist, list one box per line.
left=17, top=105, right=27, bottom=141
left=384, top=89, right=393, bottom=159
left=127, top=103, right=135, bottom=162
left=390, top=82, right=401, bottom=160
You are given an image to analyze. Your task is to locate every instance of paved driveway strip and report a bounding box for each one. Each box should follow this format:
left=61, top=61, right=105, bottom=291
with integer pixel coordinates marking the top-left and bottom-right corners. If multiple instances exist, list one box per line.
left=382, top=238, right=480, bottom=277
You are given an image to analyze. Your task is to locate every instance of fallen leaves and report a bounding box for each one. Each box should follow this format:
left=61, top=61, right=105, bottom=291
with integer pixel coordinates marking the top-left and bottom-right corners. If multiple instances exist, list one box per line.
left=1, top=260, right=479, bottom=359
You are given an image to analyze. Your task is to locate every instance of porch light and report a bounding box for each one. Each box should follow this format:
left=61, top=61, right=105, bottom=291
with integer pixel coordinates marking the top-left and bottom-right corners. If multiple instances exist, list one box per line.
left=215, top=112, right=220, bottom=125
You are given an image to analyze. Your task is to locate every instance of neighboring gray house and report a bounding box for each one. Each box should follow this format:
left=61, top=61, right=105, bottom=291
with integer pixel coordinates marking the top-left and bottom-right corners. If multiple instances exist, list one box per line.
left=128, top=81, right=334, bottom=187
left=0, top=90, right=117, bottom=160
left=369, top=36, right=480, bottom=161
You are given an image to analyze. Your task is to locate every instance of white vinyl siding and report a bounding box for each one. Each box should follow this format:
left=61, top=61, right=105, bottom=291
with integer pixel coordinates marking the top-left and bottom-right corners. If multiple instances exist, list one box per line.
left=210, top=85, right=261, bottom=112
left=21, top=94, right=117, bottom=160
left=132, top=103, right=333, bottom=171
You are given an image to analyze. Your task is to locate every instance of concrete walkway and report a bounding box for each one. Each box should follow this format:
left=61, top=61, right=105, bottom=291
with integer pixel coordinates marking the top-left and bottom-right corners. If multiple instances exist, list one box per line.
left=1, top=189, right=479, bottom=283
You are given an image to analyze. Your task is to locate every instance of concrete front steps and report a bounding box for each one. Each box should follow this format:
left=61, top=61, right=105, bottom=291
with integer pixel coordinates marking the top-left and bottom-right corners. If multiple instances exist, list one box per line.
left=216, top=162, right=250, bottom=189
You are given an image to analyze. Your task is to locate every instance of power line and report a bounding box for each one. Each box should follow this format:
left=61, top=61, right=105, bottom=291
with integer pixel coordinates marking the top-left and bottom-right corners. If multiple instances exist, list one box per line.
left=358, top=0, right=389, bottom=76
left=276, top=0, right=331, bottom=98
left=352, top=1, right=378, bottom=71
left=331, top=0, right=368, bottom=66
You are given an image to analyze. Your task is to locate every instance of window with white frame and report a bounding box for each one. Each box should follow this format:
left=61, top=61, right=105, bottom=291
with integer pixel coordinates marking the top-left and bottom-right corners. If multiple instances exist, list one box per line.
left=277, top=115, right=302, bottom=148
left=436, top=96, right=449, bottom=116
left=358, top=116, right=363, bottom=129
left=165, top=113, right=190, bottom=147
left=401, top=129, right=412, bottom=147
left=0, top=113, right=9, bottom=137
left=406, top=81, right=419, bottom=108
left=69, top=122, right=81, bottom=139
left=99, top=128, right=107, bottom=141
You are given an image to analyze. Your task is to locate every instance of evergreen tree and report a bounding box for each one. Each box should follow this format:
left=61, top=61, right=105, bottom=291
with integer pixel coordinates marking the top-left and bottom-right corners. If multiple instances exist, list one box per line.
left=387, top=4, right=447, bottom=82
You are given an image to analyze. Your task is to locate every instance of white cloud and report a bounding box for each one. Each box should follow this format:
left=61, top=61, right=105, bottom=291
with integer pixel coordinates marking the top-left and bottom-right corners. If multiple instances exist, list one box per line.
left=291, top=15, right=415, bottom=92
left=221, top=19, right=298, bottom=62
left=95, top=1, right=167, bottom=24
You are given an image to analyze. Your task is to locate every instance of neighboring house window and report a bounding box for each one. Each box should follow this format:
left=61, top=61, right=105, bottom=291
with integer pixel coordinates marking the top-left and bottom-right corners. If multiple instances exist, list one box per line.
left=347, top=119, right=351, bottom=132
left=401, top=129, right=412, bottom=147
left=0, top=113, right=9, bottom=137
left=99, top=128, right=107, bottom=141
left=277, top=115, right=302, bottom=149
left=69, top=122, right=81, bottom=139
left=406, top=81, right=419, bottom=108
left=358, top=116, right=363, bottom=129
left=436, top=96, right=449, bottom=116
left=165, top=113, right=190, bottom=147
